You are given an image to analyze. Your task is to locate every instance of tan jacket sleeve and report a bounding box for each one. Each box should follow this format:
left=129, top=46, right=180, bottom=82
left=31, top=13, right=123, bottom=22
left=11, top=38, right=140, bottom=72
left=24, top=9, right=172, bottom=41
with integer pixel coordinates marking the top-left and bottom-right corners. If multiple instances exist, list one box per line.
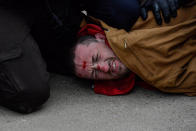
left=100, top=2, right=196, bottom=96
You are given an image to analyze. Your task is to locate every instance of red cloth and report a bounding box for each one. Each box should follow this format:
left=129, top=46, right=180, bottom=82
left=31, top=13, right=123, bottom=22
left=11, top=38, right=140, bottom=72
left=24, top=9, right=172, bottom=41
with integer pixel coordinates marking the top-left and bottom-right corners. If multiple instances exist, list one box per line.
left=94, top=74, right=135, bottom=96
left=77, top=24, right=155, bottom=96
left=77, top=24, right=111, bottom=47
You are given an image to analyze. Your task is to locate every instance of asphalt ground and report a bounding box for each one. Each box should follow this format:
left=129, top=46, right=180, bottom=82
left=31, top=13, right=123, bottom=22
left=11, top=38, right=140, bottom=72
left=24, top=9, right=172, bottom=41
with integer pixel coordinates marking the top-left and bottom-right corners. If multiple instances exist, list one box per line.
left=0, top=74, right=196, bottom=131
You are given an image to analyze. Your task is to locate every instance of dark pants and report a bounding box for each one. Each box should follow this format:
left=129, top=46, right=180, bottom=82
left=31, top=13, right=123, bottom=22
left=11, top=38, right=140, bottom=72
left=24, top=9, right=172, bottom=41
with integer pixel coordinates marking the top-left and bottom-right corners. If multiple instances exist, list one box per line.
left=0, top=7, right=50, bottom=113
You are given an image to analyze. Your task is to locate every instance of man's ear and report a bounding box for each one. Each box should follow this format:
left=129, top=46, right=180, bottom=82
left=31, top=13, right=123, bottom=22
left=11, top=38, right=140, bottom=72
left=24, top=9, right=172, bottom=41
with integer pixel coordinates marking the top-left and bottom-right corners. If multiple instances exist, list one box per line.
left=95, top=33, right=106, bottom=42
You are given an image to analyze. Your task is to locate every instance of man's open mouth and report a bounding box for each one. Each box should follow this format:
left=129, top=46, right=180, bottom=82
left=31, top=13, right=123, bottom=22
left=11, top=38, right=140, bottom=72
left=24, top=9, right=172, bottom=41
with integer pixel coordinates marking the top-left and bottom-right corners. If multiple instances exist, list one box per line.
left=109, top=59, right=118, bottom=73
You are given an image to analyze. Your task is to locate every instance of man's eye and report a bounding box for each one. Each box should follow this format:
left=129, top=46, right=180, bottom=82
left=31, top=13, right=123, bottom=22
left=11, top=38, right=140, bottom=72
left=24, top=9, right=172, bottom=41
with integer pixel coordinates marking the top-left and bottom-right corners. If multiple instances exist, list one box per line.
left=95, top=54, right=99, bottom=62
left=92, top=54, right=99, bottom=63
left=92, top=56, right=96, bottom=63
left=92, top=56, right=95, bottom=63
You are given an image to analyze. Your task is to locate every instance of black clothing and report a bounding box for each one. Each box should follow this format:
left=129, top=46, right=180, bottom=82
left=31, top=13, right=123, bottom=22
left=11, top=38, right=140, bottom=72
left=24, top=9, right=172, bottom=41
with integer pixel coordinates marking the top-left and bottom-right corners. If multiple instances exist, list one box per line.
left=31, top=0, right=83, bottom=75
left=0, top=7, right=49, bottom=113
left=0, top=0, right=141, bottom=113
left=0, top=0, right=83, bottom=113
left=83, top=0, right=140, bottom=31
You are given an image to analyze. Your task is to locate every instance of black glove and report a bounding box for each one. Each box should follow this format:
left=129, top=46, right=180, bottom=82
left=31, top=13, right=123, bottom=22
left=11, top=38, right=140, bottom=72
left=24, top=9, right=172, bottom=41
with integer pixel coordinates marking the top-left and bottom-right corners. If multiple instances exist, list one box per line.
left=141, top=0, right=179, bottom=25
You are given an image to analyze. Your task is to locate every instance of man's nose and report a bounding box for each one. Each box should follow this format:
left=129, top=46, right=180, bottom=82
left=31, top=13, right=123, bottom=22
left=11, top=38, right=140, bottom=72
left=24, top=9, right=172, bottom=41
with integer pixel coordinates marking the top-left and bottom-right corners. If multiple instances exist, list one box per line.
left=95, top=62, right=109, bottom=73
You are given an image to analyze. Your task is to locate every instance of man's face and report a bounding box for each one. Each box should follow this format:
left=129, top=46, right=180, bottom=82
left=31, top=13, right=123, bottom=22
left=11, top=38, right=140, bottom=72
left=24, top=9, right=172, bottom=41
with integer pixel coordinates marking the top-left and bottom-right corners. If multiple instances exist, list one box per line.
left=74, top=38, right=129, bottom=80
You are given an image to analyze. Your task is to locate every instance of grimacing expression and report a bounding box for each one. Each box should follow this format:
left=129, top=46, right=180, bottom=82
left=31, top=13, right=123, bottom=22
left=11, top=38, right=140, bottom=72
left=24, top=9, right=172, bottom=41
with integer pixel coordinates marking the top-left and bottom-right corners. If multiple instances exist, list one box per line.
left=73, top=34, right=129, bottom=80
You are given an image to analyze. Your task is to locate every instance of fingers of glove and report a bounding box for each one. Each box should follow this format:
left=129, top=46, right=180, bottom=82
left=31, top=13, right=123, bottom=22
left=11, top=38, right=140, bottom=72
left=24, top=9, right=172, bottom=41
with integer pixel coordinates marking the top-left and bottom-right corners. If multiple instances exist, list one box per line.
left=141, top=7, right=148, bottom=20
left=157, top=0, right=171, bottom=23
left=167, top=0, right=177, bottom=17
left=152, top=2, right=162, bottom=25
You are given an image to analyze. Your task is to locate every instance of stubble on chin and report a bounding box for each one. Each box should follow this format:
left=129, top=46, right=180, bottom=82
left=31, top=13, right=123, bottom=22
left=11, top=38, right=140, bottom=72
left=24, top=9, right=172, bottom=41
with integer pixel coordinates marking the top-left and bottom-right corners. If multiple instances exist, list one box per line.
left=119, top=64, right=130, bottom=76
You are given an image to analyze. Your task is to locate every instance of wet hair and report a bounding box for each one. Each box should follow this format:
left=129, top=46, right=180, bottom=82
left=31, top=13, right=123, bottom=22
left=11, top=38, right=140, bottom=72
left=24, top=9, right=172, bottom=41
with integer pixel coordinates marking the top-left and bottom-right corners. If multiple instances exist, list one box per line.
left=76, top=35, right=98, bottom=45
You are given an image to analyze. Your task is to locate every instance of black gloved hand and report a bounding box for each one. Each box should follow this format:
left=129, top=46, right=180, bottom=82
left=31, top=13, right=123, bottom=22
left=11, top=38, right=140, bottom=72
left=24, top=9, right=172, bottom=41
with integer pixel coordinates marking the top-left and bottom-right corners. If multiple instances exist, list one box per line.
left=141, top=0, right=179, bottom=25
